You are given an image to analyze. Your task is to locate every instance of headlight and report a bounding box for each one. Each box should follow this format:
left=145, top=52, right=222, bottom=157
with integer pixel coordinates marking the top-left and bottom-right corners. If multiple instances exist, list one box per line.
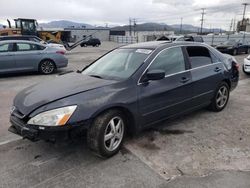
left=27, top=105, right=77, bottom=126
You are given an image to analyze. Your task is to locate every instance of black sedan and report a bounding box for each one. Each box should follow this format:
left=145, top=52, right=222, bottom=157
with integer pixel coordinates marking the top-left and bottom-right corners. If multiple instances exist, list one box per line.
left=9, top=41, right=239, bottom=158
left=80, top=38, right=101, bottom=47
left=216, top=40, right=250, bottom=56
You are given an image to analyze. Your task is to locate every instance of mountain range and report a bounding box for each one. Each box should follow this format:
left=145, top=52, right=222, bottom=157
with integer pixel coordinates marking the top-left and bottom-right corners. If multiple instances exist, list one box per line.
left=0, top=20, right=223, bottom=33
left=38, top=20, right=93, bottom=29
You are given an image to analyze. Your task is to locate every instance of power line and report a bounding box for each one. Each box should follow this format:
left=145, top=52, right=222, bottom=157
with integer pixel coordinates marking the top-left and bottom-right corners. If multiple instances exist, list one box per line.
left=200, top=8, right=206, bottom=34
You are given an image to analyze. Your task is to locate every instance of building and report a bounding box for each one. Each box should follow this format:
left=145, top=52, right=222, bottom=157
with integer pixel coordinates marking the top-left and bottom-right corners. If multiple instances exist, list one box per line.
left=64, top=28, right=110, bottom=42
left=237, top=18, right=250, bottom=32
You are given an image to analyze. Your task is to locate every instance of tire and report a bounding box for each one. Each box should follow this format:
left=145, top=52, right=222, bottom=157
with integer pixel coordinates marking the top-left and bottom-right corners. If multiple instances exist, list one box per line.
left=232, top=49, right=237, bottom=56
left=39, top=60, right=56, bottom=74
left=87, top=110, right=126, bottom=158
left=95, top=44, right=99, bottom=47
left=209, top=82, right=230, bottom=112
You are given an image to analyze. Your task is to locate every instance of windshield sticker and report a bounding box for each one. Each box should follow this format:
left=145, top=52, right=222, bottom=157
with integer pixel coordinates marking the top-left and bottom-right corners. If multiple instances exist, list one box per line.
left=136, top=49, right=152, bottom=54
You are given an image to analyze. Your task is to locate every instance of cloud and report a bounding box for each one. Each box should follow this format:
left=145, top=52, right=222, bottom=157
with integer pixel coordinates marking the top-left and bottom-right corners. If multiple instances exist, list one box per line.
left=0, top=0, right=247, bottom=29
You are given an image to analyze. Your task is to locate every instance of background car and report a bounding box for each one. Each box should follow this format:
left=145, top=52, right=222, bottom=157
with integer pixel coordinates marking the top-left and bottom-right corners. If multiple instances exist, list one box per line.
left=9, top=41, right=239, bottom=158
left=168, top=35, right=204, bottom=42
left=0, top=40, right=68, bottom=74
left=0, top=35, right=66, bottom=51
left=243, top=55, right=250, bottom=75
left=216, top=40, right=250, bottom=56
left=80, top=38, right=101, bottom=47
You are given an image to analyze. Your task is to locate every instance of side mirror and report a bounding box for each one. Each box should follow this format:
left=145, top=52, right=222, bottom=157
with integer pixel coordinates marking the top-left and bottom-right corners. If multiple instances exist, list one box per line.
left=143, top=69, right=165, bottom=82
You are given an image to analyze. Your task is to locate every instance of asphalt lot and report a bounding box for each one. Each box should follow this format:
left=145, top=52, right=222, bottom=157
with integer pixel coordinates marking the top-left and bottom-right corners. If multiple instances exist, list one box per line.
left=1, top=42, right=250, bottom=187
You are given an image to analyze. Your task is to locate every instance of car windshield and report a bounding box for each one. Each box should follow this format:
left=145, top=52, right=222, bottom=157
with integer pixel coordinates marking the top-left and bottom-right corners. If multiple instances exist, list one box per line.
left=223, top=40, right=236, bottom=45
left=82, top=48, right=152, bottom=80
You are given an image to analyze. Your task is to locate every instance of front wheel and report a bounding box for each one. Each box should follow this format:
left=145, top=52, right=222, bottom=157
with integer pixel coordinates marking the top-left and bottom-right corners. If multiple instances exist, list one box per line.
left=87, top=110, right=126, bottom=158
left=232, top=49, right=237, bottom=56
left=209, top=82, right=229, bottom=112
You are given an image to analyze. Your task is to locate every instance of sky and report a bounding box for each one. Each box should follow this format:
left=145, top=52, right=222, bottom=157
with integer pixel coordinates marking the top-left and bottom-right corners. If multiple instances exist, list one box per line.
left=0, top=0, right=249, bottom=29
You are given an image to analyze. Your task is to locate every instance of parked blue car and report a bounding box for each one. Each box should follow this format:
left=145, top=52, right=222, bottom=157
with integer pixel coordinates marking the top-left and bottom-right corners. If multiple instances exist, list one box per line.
left=0, top=40, right=68, bottom=74
left=9, top=41, right=239, bottom=158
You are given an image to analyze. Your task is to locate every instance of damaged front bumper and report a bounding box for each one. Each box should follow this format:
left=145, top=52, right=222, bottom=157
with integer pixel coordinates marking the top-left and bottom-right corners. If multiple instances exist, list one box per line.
left=9, top=115, right=89, bottom=142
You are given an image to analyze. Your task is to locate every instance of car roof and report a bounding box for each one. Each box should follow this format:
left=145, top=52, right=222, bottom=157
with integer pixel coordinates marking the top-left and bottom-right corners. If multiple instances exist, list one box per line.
left=0, top=40, right=45, bottom=46
left=121, top=41, right=172, bottom=49
left=121, top=41, right=208, bottom=50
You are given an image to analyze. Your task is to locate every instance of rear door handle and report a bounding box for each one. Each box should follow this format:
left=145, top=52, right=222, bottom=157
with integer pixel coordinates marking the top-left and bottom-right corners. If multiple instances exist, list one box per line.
left=214, top=67, right=222, bottom=72
left=180, top=77, right=190, bottom=83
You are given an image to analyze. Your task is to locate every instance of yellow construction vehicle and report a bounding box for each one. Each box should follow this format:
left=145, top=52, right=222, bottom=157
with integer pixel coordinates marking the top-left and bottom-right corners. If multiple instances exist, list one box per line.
left=0, top=18, right=62, bottom=43
left=0, top=18, right=95, bottom=51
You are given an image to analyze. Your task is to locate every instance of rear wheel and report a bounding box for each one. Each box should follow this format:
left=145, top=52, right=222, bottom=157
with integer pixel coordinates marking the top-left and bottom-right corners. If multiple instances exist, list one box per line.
left=209, top=82, right=229, bottom=112
left=87, top=110, right=126, bottom=158
left=39, top=60, right=55, bottom=74
left=246, top=48, right=250, bottom=54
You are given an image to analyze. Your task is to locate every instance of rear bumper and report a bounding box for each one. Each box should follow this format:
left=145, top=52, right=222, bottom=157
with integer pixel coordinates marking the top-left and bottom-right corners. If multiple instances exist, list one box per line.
left=9, top=115, right=89, bottom=142
left=56, top=59, right=68, bottom=68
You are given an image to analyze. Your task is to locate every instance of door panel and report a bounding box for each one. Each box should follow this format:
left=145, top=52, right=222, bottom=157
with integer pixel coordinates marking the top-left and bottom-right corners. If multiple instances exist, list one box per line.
left=138, top=71, right=193, bottom=126
left=190, top=62, right=224, bottom=105
left=0, top=43, right=16, bottom=73
left=14, top=43, right=44, bottom=71
left=185, top=46, right=224, bottom=106
left=137, top=46, right=193, bottom=126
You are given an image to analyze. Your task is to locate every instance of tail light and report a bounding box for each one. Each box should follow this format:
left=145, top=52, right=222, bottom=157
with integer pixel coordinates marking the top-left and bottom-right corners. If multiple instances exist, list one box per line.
left=56, top=50, right=66, bottom=55
left=233, top=61, right=240, bottom=71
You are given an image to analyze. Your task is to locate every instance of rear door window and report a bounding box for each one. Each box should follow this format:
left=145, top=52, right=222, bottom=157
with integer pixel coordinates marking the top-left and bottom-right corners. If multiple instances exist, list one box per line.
left=16, top=43, right=32, bottom=51
left=186, top=46, right=213, bottom=68
left=16, top=43, right=44, bottom=51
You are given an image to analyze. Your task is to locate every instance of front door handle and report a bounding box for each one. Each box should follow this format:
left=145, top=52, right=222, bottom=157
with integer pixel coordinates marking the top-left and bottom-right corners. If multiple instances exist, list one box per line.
left=214, top=67, right=222, bottom=72
left=180, top=77, right=190, bottom=83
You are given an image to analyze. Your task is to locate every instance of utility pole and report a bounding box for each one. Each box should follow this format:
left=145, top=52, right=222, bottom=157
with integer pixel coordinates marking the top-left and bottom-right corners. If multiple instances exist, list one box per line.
left=233, top=17, right=236, bottom=33
left=200, top=8, right=206, bottom=35
left=229, top=19, right=233, bottom=32
left=133, top=18, right=137, bottom=36
left=180, top=17, right=183, bottom=34
left=129, top=18, right=132, bottom=36
left=242, top=3, right=249, bottom=20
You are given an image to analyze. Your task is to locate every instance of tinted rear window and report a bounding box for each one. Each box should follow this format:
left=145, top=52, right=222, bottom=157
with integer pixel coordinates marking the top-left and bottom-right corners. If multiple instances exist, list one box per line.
left=186, top=46, right=213, bottom=68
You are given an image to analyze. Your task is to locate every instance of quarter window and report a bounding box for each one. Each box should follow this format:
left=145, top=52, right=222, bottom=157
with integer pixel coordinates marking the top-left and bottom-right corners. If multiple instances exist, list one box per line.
left=186, top=46, right=213, bottom=68
left=148, top=47, right=186, bottom=76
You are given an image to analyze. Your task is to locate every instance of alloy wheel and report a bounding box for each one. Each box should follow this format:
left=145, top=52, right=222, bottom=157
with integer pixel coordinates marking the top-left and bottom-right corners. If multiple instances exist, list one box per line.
left=216, top=86, right=228, bottom=108
left=104, top=116, right=124, bottom=152
left=41, top=61, right=54, bottom=74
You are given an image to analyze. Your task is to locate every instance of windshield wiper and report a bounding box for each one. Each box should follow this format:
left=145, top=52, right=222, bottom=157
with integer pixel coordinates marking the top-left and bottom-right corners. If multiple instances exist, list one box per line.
left=89, top=74, right=103, bottom=79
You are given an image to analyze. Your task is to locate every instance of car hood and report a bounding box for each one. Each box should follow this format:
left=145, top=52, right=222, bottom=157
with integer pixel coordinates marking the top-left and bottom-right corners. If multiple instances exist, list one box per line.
left=14, top=73, right=117, bottom=115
